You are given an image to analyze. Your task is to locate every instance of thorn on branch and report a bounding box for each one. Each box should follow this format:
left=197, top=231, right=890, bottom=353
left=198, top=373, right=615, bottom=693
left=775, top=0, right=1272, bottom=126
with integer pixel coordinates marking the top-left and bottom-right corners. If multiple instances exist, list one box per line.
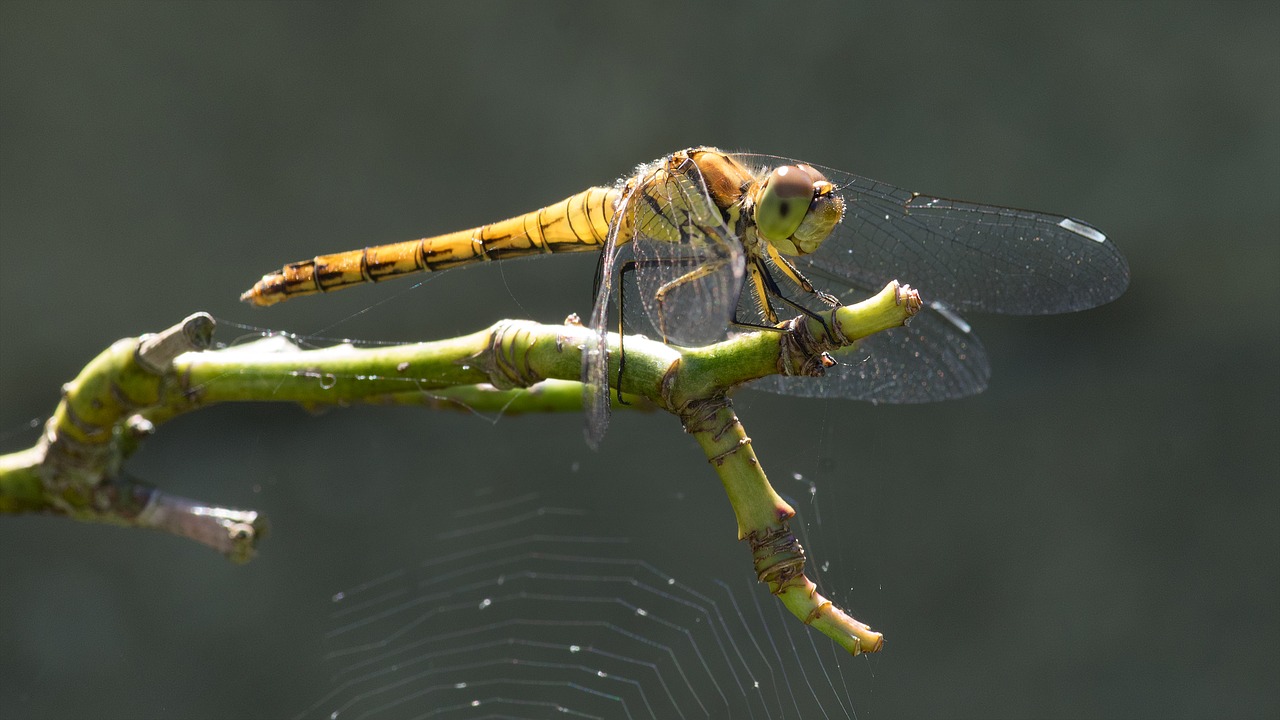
left=135, top=312, right=216, bottom=374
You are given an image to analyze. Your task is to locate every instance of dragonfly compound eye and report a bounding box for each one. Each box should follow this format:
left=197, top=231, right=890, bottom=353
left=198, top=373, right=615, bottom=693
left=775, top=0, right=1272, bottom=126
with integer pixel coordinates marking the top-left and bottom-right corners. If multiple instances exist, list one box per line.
left=797, top=163, right=828, bottom=184
left=756, top=165, right=816, bottom=246
left=789, top=181, right=845, bottom=255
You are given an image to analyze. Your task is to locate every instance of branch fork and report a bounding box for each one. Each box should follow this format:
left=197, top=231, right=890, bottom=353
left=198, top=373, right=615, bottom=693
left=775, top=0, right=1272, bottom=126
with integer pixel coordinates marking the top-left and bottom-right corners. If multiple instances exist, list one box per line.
left=1, top=282, right=919, bottom=651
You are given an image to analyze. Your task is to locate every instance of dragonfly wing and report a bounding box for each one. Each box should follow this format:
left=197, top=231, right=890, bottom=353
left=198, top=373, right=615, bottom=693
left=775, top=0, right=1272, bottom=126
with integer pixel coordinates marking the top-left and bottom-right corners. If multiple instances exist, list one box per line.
left=581, top=188, right=633, bottom=449
left=748, top=301, right=990, bottom=402
left=730, top=154, right=1130, bottom=316
left=629, top=157, right=746, bottom=346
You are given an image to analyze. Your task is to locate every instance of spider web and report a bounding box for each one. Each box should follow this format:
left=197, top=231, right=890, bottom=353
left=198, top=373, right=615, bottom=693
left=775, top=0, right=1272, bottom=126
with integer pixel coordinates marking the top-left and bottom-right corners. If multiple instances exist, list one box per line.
left=296, top=491, right=869, bottom=720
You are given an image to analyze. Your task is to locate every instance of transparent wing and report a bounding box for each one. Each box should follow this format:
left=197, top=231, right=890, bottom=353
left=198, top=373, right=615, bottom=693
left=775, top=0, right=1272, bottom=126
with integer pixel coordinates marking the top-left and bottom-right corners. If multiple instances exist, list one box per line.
left=739, top=247, right=989, bottom=403
left=630, top=156, right=745, bottom=346
left=581, top=187, right=633, bottom=449
left=748, top=303, right=989, bottom=402
left=582, top=156, right=747, bottom=447
left=729, top=153, right=1130, bottom=316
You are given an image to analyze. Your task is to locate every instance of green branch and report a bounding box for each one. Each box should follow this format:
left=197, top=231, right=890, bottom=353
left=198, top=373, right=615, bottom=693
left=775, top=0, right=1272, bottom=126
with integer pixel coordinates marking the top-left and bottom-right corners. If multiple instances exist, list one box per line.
left=0, top=281, right=920, bottom=653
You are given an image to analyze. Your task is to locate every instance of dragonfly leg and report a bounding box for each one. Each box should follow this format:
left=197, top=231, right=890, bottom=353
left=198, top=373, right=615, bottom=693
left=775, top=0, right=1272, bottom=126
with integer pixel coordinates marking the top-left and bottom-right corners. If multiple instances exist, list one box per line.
left=757, top=258, right=823, bottom=318
left=765, top=244, right=841, bottom=307
left=723, top=256, right=827, bottom=334
left=748, top=255, right=844, bottom=343
left=746, top=257, right=780, bottom=324
left=614, top=260, right=637, bottom=407
left=729, top=316, right=789, bottom=333
left=613, top=256, right=705, bottom=403
left=651, top=257, right=734, bottom=341
left=591, top=245, right=608, bottom=307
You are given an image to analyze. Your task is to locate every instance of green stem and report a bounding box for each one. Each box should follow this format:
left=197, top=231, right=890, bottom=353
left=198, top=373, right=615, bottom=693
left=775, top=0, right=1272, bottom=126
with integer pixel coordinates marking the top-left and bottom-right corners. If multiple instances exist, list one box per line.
left=0, top=282, right=919, bottom=648
left=683, top=399, right=884, bottom=655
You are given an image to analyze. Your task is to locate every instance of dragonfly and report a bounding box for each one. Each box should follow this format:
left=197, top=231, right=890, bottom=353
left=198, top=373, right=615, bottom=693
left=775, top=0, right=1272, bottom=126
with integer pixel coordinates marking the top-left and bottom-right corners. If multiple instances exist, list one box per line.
left=242, top=147, right=1130, bottom=445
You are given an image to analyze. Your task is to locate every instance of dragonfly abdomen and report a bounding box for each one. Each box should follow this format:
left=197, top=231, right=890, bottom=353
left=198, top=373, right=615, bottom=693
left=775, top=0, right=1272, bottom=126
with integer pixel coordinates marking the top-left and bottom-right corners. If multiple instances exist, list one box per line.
left=241, top=186, right=620, bottom=306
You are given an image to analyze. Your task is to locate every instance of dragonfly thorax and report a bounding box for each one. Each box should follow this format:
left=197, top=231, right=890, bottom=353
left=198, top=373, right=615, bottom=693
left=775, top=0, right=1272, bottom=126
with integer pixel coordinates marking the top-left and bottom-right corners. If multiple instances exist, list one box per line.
left=753, top=164, right=845, bottom=256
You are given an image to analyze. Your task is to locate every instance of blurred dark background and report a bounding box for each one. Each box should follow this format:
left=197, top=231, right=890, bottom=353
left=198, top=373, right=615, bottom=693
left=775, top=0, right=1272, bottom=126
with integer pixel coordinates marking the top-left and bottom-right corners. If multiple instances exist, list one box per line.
left=1, top=3, right=1276, bottom=718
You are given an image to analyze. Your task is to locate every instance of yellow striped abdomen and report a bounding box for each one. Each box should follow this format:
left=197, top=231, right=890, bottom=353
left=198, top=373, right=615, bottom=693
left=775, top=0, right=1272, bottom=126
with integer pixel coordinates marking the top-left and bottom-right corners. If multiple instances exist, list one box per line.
left=241, top=186, right=620, bottom=306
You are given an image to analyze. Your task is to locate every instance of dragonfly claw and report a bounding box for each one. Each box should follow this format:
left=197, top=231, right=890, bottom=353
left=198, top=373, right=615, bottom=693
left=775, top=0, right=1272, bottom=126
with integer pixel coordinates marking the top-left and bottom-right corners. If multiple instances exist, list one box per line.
left=817, top=290, right=841, bottom=307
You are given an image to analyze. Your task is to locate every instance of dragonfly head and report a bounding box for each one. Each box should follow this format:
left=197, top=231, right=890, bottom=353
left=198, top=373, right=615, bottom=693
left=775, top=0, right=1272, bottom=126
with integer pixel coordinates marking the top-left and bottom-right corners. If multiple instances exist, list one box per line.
left=754, top=164, right=845, bottom=256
